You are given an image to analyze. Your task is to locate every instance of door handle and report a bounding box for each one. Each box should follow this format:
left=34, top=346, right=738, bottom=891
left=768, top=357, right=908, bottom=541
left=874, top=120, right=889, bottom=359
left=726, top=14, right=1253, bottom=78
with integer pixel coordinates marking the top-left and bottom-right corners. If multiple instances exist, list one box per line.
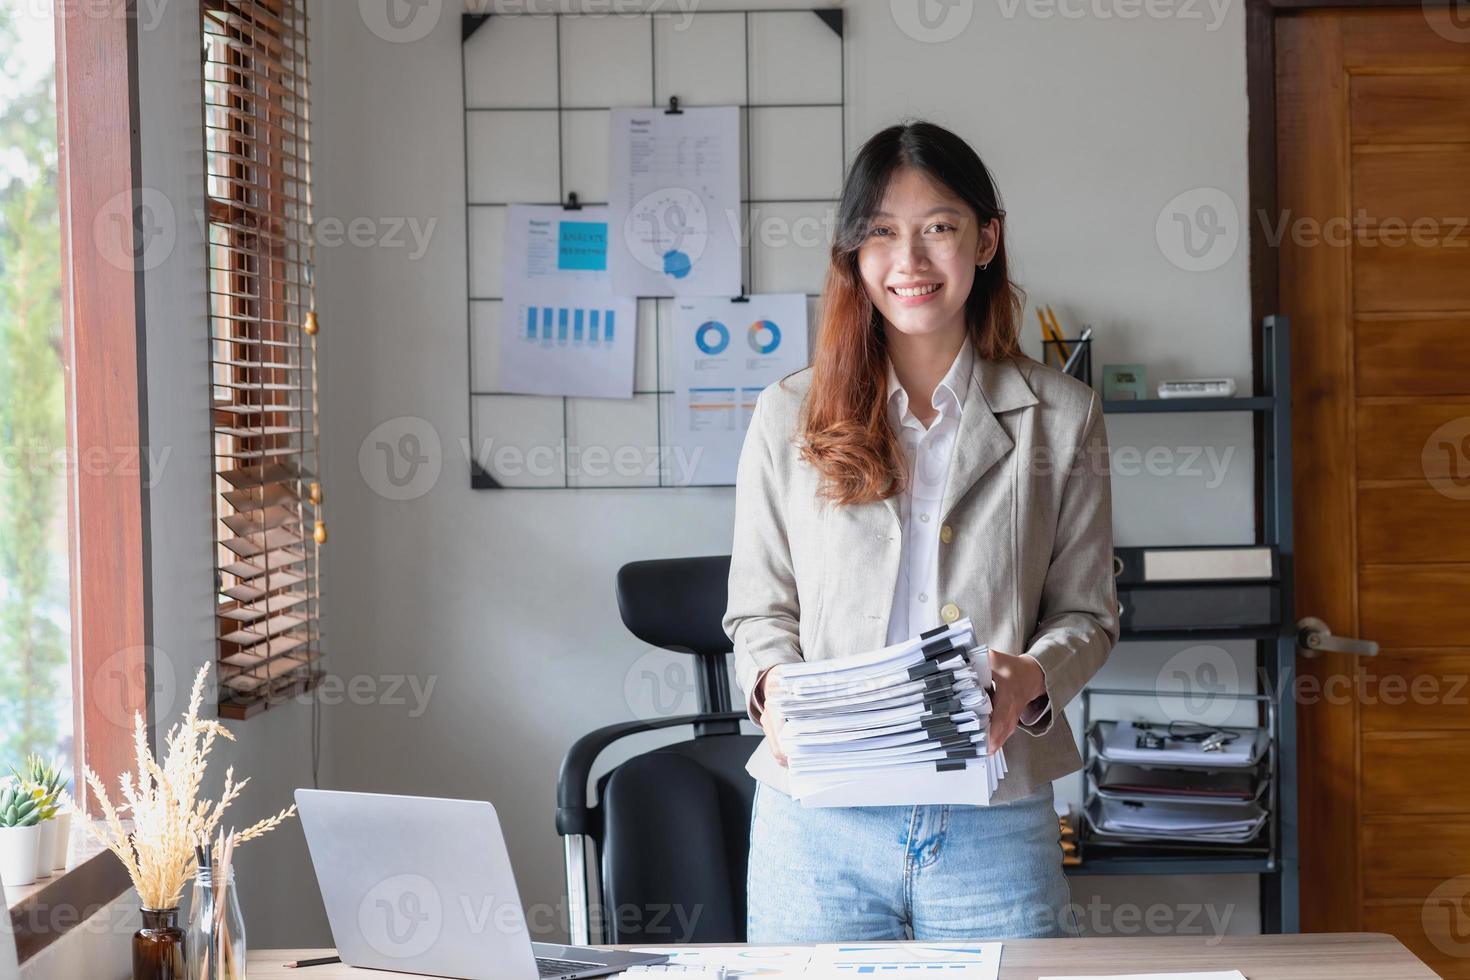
left=1296, top=616, right=1379, bottom=658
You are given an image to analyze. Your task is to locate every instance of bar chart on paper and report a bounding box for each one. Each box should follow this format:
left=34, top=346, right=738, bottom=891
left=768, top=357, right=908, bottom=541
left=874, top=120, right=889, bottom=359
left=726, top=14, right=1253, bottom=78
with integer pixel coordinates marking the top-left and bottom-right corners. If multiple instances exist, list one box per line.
left=496, top=285, right=637, bottom=399
left=808, top=943, right=1003, bottom=979
left=521, top=303, right=619, bottom=344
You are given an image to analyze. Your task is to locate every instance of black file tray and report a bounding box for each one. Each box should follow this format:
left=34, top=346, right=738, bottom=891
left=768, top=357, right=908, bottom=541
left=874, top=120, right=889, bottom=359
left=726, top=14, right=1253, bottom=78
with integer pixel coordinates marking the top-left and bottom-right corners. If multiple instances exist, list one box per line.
left=1087, top=757, right=1271, bottom=805
left=1086, top=719, right=1270, bottom=770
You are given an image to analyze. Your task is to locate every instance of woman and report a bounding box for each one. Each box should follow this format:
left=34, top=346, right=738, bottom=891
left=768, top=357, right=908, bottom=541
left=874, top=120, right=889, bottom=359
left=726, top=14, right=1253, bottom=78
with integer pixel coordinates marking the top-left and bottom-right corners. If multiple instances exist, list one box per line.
left=722, top=121, right=1119, bottom=942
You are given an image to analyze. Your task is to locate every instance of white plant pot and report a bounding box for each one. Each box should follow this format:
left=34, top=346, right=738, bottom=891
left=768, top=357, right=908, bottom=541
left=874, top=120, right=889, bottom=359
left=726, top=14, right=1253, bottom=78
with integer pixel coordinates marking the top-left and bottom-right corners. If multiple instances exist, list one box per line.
left=0, top=824, right=41, bottom=888
left=34, top=819, right=56, bottom=879
left=51, top=810, right=71, bottom=871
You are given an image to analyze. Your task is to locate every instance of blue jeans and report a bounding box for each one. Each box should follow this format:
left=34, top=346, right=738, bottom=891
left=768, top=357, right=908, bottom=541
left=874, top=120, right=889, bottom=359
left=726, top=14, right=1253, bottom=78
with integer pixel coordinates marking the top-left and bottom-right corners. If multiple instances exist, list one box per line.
left=746, top=780, right=1078, bottom=942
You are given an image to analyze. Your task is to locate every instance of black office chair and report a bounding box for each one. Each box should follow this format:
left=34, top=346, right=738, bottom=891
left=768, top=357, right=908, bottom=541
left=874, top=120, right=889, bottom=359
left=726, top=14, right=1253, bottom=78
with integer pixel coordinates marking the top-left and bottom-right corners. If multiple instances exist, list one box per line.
left=555, top=555, right=763, bottom=946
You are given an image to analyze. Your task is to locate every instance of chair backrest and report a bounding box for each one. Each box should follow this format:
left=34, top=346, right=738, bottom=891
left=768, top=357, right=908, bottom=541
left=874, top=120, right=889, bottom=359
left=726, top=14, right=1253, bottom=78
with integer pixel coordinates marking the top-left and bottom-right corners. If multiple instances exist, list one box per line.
left=593, top=555, right=757, bottom=943
left=616, top=556, right=735, bottom=713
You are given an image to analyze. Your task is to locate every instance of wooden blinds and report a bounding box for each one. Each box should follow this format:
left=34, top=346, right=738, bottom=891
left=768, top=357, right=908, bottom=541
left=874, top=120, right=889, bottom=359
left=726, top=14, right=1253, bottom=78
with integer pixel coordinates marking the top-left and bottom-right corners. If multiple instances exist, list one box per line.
left=203, top=0, right=323, bottom=719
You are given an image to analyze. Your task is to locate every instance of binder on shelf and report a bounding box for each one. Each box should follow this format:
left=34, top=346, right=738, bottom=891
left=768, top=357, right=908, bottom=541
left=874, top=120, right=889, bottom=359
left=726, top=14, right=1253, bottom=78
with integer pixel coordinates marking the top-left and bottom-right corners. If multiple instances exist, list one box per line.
left=1113, top=545, right=1277, bottom=584
left=1113, top=545, right=1281, bottom=635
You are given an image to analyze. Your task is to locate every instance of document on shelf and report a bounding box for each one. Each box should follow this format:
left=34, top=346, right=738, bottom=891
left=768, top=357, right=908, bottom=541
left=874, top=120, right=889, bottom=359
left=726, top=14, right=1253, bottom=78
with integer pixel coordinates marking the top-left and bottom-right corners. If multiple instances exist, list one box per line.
left=809, top=942, right=1002, bottom=979
left=1097, top=721, right=1263, bottom=768
left=745, top=619, right=1007, bottom=807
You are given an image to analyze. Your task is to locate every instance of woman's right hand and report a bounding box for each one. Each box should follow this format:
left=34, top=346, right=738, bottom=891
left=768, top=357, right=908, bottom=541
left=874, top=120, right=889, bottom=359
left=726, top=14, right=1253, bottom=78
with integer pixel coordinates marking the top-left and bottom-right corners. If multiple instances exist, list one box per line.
left=758, top=666, right=789, bottom=767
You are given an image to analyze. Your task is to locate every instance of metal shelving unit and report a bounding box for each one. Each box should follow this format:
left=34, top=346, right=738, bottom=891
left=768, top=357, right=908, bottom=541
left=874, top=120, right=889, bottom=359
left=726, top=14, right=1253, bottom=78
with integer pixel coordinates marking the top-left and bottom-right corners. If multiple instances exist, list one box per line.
left=1065, top=315, right=1298, bottom=934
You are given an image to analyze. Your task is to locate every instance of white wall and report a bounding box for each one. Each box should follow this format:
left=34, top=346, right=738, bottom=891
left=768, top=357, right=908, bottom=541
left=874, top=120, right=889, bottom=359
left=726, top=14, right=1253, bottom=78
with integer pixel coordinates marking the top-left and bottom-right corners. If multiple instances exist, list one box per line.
left=311, top=0, right=1265, bottom=944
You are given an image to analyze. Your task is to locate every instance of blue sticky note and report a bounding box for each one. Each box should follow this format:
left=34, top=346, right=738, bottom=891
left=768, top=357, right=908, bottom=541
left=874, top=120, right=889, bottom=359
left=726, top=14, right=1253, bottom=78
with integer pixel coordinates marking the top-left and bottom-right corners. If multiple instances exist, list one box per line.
left=558, top=221, right=607, bottom=271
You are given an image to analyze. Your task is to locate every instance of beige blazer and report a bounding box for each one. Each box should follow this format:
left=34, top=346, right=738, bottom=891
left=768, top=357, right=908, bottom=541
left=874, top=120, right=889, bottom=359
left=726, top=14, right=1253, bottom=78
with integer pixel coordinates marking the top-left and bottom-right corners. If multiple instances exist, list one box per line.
left=722, top=351, right=1120, bottom=804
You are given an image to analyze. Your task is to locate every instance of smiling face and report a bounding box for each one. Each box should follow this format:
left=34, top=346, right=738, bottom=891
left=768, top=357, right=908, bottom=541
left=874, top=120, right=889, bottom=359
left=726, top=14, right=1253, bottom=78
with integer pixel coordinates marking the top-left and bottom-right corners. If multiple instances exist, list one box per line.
left=856, top=165, right=997, bottom=345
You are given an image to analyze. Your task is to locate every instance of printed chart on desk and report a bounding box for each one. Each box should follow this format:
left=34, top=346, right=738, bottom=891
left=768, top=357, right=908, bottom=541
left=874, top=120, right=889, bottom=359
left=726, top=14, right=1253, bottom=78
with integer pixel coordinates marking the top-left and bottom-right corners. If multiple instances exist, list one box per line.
left=460, top=8, right=846, bottom=489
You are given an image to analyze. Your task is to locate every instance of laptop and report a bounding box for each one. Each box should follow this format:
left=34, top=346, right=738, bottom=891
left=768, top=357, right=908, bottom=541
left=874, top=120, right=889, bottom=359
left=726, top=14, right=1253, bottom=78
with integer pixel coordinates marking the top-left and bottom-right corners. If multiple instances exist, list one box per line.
left=295, top=789, right=667, bottom=980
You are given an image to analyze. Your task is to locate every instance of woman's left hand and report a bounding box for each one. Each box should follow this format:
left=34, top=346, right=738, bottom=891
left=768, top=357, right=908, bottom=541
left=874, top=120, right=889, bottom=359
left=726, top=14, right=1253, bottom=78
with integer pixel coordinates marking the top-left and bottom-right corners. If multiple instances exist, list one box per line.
left=986, top=649, right=1047, bottom=753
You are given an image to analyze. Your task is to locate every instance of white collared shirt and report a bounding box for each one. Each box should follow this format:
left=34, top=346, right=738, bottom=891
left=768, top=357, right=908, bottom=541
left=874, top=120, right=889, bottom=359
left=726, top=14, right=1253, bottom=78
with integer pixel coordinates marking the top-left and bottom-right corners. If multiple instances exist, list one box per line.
left=884, top=340, right=1050, bottom=727
left=883, top=340, right=973, bottom=646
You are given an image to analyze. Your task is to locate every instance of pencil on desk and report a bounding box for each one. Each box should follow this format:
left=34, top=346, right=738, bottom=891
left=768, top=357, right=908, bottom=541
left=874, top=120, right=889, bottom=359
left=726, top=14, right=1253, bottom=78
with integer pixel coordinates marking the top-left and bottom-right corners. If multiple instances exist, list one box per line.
left=283, top=955, right=341, bottom=968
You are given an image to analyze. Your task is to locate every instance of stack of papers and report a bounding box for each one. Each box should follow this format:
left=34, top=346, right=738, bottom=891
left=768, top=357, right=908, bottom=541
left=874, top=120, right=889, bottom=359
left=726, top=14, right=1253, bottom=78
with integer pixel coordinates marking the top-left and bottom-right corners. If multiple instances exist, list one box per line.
left=768, top=619, right=1007, bottom=806
left=1087, top=797, right=1268, bottom=843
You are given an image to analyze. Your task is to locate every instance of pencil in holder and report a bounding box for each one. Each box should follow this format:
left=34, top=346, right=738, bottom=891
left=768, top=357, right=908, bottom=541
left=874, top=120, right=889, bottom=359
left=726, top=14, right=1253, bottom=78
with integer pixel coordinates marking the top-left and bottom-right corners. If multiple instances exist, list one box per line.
left=1043, top=336, right=1092, bottom=386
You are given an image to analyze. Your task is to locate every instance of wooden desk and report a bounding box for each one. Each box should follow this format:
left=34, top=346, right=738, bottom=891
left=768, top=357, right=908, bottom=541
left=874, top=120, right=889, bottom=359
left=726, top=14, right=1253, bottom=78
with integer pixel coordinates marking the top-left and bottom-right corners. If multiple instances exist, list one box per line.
left=252, top=933, right=1438, bottom=979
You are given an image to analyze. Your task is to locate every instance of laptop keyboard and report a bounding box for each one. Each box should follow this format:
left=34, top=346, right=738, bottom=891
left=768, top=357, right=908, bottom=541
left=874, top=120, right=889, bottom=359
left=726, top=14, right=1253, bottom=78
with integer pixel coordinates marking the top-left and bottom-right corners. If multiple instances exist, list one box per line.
left=536, top=956, right=603, bottom=978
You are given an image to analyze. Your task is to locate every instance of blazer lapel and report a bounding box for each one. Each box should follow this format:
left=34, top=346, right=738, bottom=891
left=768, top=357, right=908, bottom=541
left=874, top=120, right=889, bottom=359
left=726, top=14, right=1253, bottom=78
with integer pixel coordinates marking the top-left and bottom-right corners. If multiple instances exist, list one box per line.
left=940, top=356, right=1040, bottom=521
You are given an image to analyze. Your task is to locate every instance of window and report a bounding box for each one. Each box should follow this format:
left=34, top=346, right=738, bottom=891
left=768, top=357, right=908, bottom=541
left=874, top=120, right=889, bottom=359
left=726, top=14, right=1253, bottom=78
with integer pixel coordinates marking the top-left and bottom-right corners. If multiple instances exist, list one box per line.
left=203, top=0, right=323, bottom=719
left=0, top=1, right=72, bottom=768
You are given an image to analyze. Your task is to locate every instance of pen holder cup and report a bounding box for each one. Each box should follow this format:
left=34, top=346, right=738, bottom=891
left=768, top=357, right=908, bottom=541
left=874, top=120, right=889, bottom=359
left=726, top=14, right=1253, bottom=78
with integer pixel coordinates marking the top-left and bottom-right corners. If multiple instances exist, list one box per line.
left=1043, top=337, right=1092, bottom=386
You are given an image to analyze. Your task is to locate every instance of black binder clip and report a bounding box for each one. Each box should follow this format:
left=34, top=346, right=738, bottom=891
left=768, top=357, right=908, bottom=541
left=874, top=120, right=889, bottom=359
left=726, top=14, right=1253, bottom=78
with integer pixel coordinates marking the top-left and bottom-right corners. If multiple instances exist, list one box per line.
left=665, top=95, right=682, bottom=115
left=563, top=192, right=582, bottom=211
left=730, top=289, right=750, bottom=303
left=1135, top=729, right=1168, bottom=751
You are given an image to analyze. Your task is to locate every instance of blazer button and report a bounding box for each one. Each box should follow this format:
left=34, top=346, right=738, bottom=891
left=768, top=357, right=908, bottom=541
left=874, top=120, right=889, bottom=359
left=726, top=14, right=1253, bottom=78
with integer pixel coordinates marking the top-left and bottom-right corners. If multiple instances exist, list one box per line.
left=940, top=524, right=954, bottom=544
left=940, top=603, right=960, bottom=623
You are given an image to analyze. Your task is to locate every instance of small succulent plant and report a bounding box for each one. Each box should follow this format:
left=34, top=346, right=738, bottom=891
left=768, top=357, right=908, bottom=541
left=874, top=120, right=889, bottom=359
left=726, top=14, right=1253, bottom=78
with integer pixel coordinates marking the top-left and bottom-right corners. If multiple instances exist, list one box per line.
left=11, top=754, right=67, bottom=821
left=0, top=779, right=42, bottom=829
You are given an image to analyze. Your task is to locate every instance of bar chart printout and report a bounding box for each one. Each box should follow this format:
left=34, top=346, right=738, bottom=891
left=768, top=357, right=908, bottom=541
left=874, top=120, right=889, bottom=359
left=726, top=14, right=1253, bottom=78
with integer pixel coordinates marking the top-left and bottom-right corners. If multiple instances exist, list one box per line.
left=496, top=282, right=637, bottom=399
left=808, top=943, right=1003, bottom=979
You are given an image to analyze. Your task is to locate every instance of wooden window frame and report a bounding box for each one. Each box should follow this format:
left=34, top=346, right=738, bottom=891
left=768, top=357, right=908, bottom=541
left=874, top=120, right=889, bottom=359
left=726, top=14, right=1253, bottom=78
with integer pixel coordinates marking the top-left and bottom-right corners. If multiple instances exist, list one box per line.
left=10, top=0, right=151, bottom=962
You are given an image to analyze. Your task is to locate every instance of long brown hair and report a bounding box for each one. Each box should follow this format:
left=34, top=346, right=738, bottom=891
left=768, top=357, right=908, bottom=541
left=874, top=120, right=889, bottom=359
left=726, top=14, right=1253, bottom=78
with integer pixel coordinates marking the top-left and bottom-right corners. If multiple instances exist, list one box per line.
left=796, top=121, right=1025, bottom=506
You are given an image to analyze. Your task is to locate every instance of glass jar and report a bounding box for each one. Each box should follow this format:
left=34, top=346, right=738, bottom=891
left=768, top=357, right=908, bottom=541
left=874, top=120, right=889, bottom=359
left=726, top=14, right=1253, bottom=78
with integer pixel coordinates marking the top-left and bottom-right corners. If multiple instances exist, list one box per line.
left=132, top=907, right=185, bottom=980
left=186, top=866, right=247, bottom=980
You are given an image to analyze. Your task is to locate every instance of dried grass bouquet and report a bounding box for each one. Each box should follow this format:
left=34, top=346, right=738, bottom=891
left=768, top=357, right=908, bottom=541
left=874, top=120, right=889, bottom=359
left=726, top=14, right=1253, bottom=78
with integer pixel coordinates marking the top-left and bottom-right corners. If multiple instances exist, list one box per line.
left=84, top=664, right=296, bottom=910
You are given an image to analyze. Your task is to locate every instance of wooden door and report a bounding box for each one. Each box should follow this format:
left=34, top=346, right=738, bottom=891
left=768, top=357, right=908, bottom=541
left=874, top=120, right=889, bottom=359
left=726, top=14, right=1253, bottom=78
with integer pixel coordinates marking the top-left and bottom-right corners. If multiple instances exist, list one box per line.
left=1280, top=9, right=1470, bottom=977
